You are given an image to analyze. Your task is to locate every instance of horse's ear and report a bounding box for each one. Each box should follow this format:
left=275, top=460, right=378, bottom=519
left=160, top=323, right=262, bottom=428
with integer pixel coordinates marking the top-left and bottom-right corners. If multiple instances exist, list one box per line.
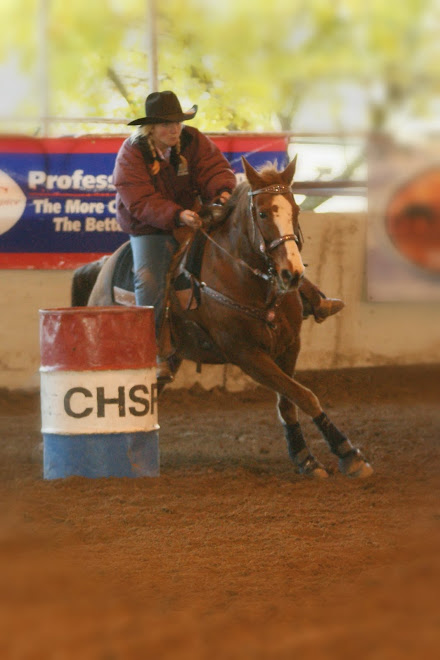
left=281, top=155, right=298, bottom=185
left=242, top=156, right=264, bottom=189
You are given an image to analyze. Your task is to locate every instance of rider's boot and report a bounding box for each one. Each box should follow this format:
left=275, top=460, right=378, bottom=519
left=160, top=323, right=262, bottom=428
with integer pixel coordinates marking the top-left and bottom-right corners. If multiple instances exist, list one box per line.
left=313, top=297, right=345, bottom=323
left=156, top=357, right=174, bottom=384
left=299, top=277, right=345, bottom=323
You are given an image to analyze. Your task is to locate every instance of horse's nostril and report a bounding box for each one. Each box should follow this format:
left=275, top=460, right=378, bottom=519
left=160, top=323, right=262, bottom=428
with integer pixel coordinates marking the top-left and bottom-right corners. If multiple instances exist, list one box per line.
left=281, top=270, right=301, bottom=288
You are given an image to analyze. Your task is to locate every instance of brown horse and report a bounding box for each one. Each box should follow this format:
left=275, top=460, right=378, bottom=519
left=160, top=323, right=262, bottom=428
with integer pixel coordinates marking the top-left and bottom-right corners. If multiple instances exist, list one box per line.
left=72, top=157, right=373, bottom=479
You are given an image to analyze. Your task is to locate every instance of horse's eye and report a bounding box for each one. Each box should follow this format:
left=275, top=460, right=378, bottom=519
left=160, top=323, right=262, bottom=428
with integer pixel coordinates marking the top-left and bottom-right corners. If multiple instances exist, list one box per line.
left=259, top=211, right=267, bottom=219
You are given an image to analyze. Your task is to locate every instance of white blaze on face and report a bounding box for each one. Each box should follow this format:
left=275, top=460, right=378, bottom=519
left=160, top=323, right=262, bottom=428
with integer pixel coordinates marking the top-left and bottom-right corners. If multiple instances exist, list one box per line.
left=272, top=194, right=304, bottom=275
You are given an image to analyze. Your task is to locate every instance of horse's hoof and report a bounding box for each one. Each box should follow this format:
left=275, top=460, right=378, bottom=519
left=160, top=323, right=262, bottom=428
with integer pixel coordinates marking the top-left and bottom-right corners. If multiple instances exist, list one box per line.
left=308, top=465, right=330, bottom=479
left=339, top=448, right=374, bottom=479
left=295, top=454, right=329, bottom=479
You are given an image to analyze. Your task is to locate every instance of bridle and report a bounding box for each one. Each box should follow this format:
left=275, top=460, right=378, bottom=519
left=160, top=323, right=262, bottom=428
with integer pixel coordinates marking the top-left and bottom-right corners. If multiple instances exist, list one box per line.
left=248, top=183, right=303, bottom=252
left=198, top=183, right=304, bottom=283
left=193, top=184, right=305, bottom=328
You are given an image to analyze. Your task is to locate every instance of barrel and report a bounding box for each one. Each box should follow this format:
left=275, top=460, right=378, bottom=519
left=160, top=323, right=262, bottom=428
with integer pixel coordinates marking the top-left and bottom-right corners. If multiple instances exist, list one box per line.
left=39, top=307, right=159, bottom=479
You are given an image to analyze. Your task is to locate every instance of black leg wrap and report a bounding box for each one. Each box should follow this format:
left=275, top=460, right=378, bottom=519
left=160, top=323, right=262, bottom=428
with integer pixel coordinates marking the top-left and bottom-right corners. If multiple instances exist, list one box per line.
left=313, top=412, right=353, bottom=457
left=285, top=422, right=328, bottom=477
left=284, top=422, right=307, bottom=462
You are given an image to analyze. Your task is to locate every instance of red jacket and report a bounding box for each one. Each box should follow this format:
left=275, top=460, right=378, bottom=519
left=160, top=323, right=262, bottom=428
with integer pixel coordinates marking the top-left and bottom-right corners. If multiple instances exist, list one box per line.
left=113, top=126, right=236, bottom=235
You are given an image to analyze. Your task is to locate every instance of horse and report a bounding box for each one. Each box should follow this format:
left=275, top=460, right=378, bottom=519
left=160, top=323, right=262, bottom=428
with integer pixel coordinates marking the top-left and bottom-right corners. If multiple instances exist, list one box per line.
left=71, top=157, right=373, bottom=479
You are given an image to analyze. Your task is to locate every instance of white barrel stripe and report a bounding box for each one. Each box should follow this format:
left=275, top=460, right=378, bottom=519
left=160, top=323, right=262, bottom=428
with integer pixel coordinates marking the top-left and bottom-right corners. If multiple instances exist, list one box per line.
left=40, top=368, right=159, bottom=434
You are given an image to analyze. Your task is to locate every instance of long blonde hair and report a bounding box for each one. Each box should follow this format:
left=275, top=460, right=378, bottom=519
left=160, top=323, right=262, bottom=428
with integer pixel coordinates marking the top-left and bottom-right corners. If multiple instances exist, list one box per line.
left=129, top=124, right=183, bottom=175
left=129, top=125, right=181, bottom=157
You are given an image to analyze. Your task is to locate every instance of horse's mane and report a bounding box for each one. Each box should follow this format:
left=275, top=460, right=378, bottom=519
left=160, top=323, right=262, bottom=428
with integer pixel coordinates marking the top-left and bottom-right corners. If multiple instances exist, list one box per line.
left=199, top=162, right=288, bottom=229
left=256, top=161, right=289, bottom=185
left=227, top=181, right=250, bottom=221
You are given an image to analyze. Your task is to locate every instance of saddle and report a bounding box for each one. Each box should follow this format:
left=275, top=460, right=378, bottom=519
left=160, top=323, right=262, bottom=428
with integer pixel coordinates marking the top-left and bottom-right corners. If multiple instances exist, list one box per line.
left=110, top=230, right=207, bottom=311
left=110, top=221, right=227, bottom=367
left=111, top=241, right=136, bottom=306
left=112, top=203, right=228, bottom=309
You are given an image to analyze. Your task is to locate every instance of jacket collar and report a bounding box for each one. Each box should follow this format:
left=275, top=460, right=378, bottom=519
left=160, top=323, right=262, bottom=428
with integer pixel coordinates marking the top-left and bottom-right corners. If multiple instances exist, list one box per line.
left=136, top=126, right=194, bottom=173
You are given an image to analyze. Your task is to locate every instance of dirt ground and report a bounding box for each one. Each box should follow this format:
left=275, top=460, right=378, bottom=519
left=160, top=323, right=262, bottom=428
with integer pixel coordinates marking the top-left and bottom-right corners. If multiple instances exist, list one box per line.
left=0, top=364, right=439, bottom=660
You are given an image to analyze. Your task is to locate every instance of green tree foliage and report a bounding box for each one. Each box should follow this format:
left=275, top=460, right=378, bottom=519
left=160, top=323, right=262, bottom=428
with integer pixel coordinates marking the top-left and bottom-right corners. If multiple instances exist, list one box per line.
left=0, top=0, right=439, bottom=135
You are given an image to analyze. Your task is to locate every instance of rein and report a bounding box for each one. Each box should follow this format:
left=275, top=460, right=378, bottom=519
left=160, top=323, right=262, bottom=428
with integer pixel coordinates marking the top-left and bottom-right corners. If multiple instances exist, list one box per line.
left=199, top=227, right=274, bottom=282
left=186, top=182, right=303, bottom=327
left=195, top=221, right=284, bottom=328
left=199, top=283, right=284, bottom=327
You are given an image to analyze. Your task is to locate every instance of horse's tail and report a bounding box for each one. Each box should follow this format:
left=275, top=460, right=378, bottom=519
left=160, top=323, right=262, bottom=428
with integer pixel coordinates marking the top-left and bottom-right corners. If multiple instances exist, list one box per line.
left=71, top=257, right=108, bottom=306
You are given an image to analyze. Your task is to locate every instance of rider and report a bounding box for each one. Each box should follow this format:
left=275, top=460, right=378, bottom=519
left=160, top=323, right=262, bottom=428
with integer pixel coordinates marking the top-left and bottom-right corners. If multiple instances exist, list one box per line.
left=113, top=90, right=235, bottom=382
left=113, top=90, right=344, bottom=383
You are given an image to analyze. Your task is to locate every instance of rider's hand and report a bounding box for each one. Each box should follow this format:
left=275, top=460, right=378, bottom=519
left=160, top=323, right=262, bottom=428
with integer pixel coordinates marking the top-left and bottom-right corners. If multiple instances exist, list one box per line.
left=179, top=209, right=203, bottom=229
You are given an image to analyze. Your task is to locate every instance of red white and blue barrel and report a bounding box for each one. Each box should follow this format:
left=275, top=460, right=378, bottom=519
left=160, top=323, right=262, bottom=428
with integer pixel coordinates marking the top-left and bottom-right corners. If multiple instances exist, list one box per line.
left=39, top=307, right=159, bottom=479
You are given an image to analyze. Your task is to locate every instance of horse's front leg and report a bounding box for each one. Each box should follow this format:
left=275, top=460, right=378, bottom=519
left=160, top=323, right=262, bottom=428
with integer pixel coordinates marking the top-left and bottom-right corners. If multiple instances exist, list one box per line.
left=276, top=351, right=328, bottom=478
left=233, top=349, right=373, bottom=478
left=312, top=411, right=373, bottom=478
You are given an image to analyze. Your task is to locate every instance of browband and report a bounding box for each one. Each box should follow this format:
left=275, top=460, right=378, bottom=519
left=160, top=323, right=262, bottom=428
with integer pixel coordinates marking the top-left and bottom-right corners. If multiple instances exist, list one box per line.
left=248, top=184, right=293, bottom=197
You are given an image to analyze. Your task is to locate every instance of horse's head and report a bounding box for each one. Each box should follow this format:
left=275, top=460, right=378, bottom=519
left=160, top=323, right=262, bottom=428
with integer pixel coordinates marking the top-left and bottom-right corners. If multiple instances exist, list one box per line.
left=242, top=156, right=304, bottom=290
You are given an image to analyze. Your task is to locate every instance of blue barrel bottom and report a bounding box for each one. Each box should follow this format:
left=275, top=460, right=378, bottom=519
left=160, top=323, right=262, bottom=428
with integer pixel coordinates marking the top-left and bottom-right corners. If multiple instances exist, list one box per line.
left=43, top=430, right=159, bottom=479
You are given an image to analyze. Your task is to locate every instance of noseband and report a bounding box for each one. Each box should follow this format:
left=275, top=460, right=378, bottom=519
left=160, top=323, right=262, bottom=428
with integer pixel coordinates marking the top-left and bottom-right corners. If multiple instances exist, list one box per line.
left=248, top=184, right=302, bottom=252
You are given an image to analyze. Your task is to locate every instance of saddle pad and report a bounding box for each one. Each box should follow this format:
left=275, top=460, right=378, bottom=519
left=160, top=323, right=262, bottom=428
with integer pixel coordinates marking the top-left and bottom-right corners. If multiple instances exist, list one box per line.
left=111, top=242, right=134, bottom=303
left=113, top=286, right=136, bottom=306
left=110, top=234, right=205, bottom=310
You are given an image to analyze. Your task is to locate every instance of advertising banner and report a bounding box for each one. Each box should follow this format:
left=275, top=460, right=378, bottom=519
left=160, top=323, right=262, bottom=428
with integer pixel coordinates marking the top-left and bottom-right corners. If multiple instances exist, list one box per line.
left=367, top=135, right=440, bottom=302
left=0, top=134, right=288, bottom=269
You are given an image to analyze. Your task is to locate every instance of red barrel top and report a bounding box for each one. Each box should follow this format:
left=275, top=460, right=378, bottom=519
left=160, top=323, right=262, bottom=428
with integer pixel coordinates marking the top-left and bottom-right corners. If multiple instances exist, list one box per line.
left=40, top=307, right=157, bottom=371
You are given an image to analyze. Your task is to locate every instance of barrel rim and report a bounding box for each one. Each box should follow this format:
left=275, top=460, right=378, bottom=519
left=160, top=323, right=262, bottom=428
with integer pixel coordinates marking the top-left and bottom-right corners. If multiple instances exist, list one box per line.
left=39, top=306, right=154, bottom=315
left=39, top=365, right=158, bottom=373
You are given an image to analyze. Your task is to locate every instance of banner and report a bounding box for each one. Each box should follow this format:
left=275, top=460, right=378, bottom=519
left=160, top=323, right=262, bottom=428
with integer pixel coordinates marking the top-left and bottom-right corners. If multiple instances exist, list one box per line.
left=0, top=134, right=288, bottom=269
left=367, top=135, right=440, bottom=302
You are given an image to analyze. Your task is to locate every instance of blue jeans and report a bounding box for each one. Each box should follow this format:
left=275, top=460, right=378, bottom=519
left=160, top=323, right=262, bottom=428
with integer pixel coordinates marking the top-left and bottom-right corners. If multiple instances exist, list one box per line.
left=130, top=234, right=178, bottom=336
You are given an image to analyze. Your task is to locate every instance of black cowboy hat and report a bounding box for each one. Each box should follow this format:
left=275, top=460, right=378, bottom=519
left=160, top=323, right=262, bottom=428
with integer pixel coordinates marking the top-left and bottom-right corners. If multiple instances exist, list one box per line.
left=127, top=90, right=198, bottom=126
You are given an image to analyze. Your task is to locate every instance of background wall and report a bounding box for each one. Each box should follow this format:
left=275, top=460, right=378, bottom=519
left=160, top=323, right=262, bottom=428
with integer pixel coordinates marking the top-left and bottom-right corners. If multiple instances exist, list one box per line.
left=1, top=211, right=439, bottom=391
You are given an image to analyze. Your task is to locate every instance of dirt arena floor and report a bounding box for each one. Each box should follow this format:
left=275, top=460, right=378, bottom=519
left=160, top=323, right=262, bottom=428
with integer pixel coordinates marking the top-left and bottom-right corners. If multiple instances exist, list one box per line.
left=0, top=364, right=439, bottom=659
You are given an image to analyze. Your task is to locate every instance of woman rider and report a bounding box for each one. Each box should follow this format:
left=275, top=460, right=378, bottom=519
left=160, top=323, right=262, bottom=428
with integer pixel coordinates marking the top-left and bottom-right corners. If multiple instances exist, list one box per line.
left=113, top=90, right=343, bottom=382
